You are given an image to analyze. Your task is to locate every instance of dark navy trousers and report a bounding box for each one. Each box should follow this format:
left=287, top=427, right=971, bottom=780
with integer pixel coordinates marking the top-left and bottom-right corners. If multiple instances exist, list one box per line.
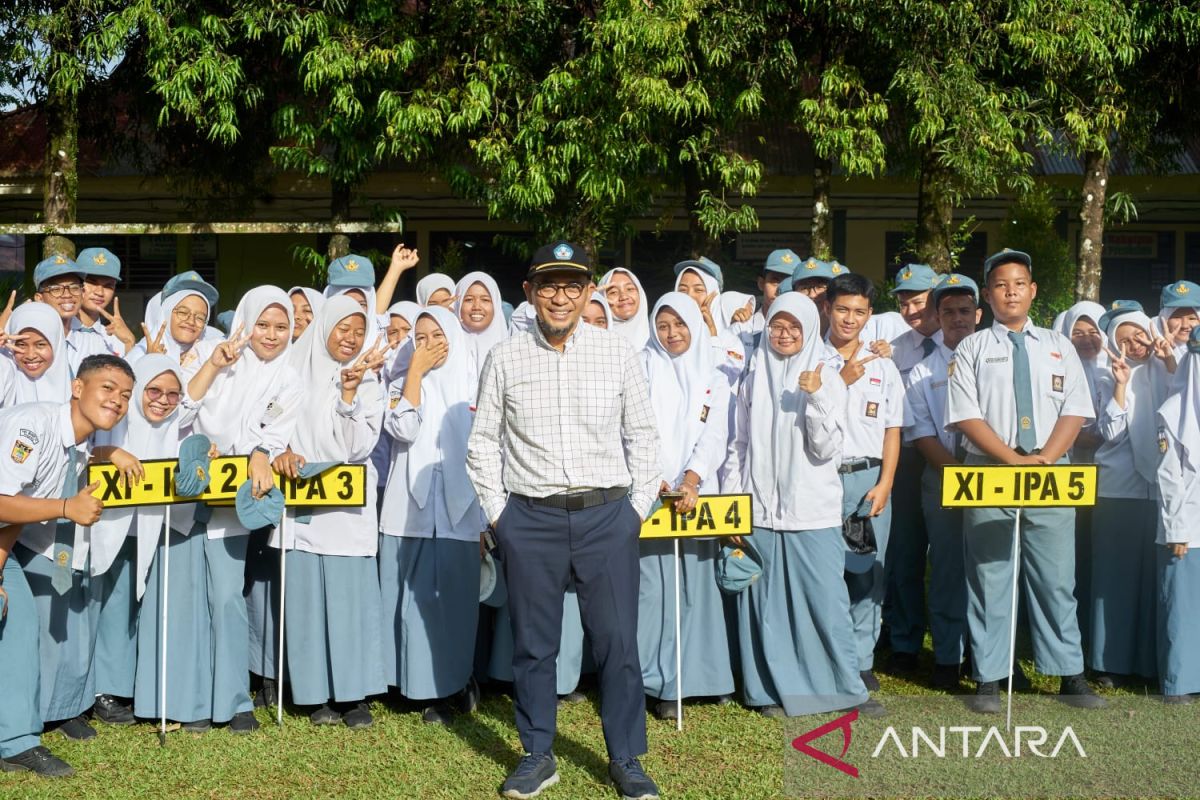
left=495, top=494, right=646, bottom=760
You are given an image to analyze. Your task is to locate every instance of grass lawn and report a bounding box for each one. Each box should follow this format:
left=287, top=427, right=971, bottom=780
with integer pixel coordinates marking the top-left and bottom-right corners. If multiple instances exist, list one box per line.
left=3, top=646, right=1187, bottom=799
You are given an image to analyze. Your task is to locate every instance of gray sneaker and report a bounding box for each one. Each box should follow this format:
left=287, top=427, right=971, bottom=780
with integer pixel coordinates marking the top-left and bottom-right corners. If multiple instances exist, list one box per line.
left=502, top=752, right=558, bottom=799
left=608, top=757, right=660, bottom=800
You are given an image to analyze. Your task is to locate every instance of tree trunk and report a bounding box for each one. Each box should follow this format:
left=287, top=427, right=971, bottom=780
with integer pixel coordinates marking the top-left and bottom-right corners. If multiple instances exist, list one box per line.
left=42, top=18, right=80, bottom=260
left=1075, top=150, right=1109, bottom=302
left=327, top=179, right=352, bottom=260
left=915, top=159, right=954, bottom=273
left=811, top=156, right=833, bottom=259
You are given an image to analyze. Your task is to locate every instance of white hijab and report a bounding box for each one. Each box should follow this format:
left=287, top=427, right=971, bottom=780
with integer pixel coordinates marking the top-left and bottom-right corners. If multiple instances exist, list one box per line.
left=140, top=289, right=210, bottom=365
left=674, top=267, right=729, bottom=336
left=748, top=293, right=827, bottom=521
left=289, top=286, right=325, bottom=334
left=644, top=293, right=715, bottom=482
left=415, top=273, right=456, bottom=306
left=90, top=355, right=184, bottom=595
left=586, top=294, right=614, bottom=329
left=1159, top=342, right=1200, bottom=476
left=1108, top=312, right=1164, bottom=484
left=194, top=286, right=295, bottom=454
left=3, top=302, right=71, bottom=403
left=720, top=292, right=755, bottom=326
left=405, top=306, right=477, bottom=525
left=1064, top=301, right=1110, bottom=404
left=143, top=291, right=164, bottom=335
left=454, top=271, right=508, bottom=377
left=598, top=268, right=650, bottom=348
left=1155, top=305, right=1196, bottom=355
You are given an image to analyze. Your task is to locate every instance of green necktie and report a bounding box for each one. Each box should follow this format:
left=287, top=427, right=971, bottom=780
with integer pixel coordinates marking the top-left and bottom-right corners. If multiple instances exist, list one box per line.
left=1008, top=330, right=1037, bottom=454
left=51, top=447, right=81, bottom=594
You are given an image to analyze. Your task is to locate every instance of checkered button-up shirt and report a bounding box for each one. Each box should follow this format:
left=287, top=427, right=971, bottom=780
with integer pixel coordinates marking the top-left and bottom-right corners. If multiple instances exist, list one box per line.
left=467, top=321, right=661, bottom=524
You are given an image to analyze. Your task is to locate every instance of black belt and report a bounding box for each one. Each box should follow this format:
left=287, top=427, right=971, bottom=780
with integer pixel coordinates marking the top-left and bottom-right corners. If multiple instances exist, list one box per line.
left=1013, top=447, right=1043, bottom=456
left=519, top=486, right=630, bottom=512
left=838, top=457, right=882, bottom=474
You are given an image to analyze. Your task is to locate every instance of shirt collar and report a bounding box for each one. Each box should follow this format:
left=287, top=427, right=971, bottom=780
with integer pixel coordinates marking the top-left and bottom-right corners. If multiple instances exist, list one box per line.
left=58, top=402, right=78, bottom=449
left=990, top=318, right=1037, bottom=342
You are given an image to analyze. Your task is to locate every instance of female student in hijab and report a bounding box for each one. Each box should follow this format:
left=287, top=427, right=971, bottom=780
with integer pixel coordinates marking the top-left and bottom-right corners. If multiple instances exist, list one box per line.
left=1154, top=281, right=1200, bottom=358
left=598, top=267, right=651, bottom=348
left=415, top=273, right=456, bottom=308
left=386, top=301, right=421, bottom=349
left=581, top=293, right=613, bottom=330
left=90, top=356, right=190, bottom=724
left=726, top=292, right=875, bottom=717
left=288, top=287, right=324, bottom=342
left=128, top=287, right=217, bottom=378
left=378, top=306, right=484, bottom=725
left=1155, top=326, right=1200, bottom=704
left=639, top=293, right=733, bottom=719
left=184, top=286, right=303, bottom=733
left=0, top=302, right=71, bottom=406
left=454, top=271, right=508, bottom=379
left=272, top=296, right=389, bottom=728
left=1089, top=310, right=1166, bottom=686
left=674, top=262, right=747, bottom=383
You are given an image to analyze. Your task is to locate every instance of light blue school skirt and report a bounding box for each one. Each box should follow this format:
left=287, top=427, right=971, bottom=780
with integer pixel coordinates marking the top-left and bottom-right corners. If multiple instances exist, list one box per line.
left=15, top=543, right=96, bottom=723
left=0, top=558, right=42, bottom=757
left=91, top=535, right=138, bottom=698
left=1158, top=544, right=1200, bottom=696
left=134, top=527, right=213, bottom=724
left=738, top=526, right=867, bottom=716
left=379, top=535, right=479, bottom=701
left=1088, top=497, right=1157, bottom=678
left=284, top=550, right=386, bottom=706
left=637, top=537, right=733, bottom=700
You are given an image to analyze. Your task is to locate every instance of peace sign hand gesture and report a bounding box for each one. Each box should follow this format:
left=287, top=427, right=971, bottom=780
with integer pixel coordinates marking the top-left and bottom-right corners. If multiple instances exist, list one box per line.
left=840, top=353, right=879, bottom=386
left=699, top=292, right=719, bottom=336
left=1107, top=341, right=1130, bottom=386
left=98, top=298, right=136, bottom=350
left=341, top=338, right=389, bottom=396
left=209, top=324, right=249, bottom=369
left=140, top=322, right=168, bottom=355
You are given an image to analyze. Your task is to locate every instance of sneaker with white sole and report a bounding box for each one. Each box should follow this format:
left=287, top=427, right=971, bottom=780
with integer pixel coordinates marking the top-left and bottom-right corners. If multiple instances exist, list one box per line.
left=501, top=752, right=558, bottom=799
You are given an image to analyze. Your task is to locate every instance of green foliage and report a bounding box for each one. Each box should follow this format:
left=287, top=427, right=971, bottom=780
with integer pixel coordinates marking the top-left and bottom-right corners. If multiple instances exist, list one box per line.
left=999, top=185, right=1076, bottom=327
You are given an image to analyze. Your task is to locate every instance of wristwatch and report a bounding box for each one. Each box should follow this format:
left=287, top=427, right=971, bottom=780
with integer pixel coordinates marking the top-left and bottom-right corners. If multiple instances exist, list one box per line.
left=252, top=445, right=271, bottom=459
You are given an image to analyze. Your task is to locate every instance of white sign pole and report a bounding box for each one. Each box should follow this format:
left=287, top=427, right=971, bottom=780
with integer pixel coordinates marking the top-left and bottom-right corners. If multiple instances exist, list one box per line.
left=673, top=539, right=683, bottom=732
left=1006, top=511, right=1021, bottom=732
left=276, top=510, right=288, bottom=727
left=159, top=507, right=171, bottom=746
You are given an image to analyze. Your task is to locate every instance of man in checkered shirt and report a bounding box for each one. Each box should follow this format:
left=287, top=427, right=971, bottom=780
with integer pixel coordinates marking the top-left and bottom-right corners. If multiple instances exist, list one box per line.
left=467, top=241, right=661, bottom=800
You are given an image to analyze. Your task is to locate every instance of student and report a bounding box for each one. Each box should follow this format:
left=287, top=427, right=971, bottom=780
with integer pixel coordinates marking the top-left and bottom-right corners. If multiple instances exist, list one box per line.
left=787, top=257, right=849, bottom=337
left=31, top=255, right=111, bottom=373
left=673, top=257, right=746, bottom=383
left=820, top=274, right=903, bottom=694
left=581, top=294, right=613, bottom=330
left=323, top=254, right=388, bottom=339
left=273, top=296, right=388, bottom=728
left=903, top=274, right=981, bottom=687
left=747, top=249, right=798, bottom=335
left=883, top=263, right=943, bottom=670
left=75, top=247, right=135, bottom=356
left=639, top=293, right=733, bottom=719
left=386, top=301, right=421, bottom=348
left=1, top=303, right=72, bottom=407
left=945, top=249, right=1104, bottom=713
left=127, top=277, right=220, bottom=379
left=1154, top=280, right=1200, bottom=358
left=454, top=271, right=508, bottom=380
left=185, top=286, right=303, bottom=733
left=727, top=292, right=875, bottom=718
left=1155, top=326, right=1200, bottom=704
left=1088, top=307, right=1165, bottom=686
left=288, top=287, right=324, bottom=342
left=0, top=354, right=132, bottom=776
left=90, top=356, right=193, bottom=726
left=598, top=267, right=651, bottom=348
left=415, top=273, right=456, bottom=308
left=378, top=307, right=483, bottom=725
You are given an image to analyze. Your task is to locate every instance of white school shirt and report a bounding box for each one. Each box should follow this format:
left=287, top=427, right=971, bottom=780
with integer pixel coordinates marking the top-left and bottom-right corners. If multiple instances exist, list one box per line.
left=378, top=396, right=485, bottom=542
left=1156, top=427, right=1200, bottom=546
left=891, top=327, right=944, bottom=388
left=0, top=403, right=88, bottom=561
left=946, top=320, right=1095, bottom=455
left=903, top=342, right=957, bottom=454
left=65, top=319, right=113, bottom=374
left=824, top=343, right=905, bottom=461
left=72, top=318, right=124, bottom=356
left=726, top=361, right=846, bottom=530
left=1093, top=373, right=1157, bottom=500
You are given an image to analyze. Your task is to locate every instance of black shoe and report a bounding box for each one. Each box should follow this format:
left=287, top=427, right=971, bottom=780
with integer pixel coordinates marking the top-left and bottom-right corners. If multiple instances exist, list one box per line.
left=455, top=676, right=480, bottom=714
left=757, top=704, right=786, bottom=719
left=931, top=663, right=961, bottom=691
left=857, top=697, right=887, bottom=718
left=53, top=715, right=97, bottom=741
left=652, top=700, right=677, bottom=721
left=182, top=719, right=211, bottom=733
left=1164, top=694, right=1194, bottom=705
left=229, top=711, right=260, bottom=734
left=970, top=681, right=1001, bottom=714
left=254, top=677, right=278, bottom=709
left=0, top=745, right=74, bottom=778
left=1093, top=671, right=1124, bottom=690
left=93, top=694, right=134, bottom=725
left=501, top=752, right=558, bottom=799
left=1059, top=673, right=1107, bottom=709
left=309, top=704, right=342, bottom=726
left=715, top=694, right=734, bottom=706
left=860, top=670, right=881, bottom=692
left=1010, top=663, right=1032, bottom=691
left=890, top=651, right=919, bottom=673
left=609, top=757, right=660, bottom=800
left=342, top=702, right=373, bottom=730
left=557, top=690, right=586, bottom=706
left=421, top=702, right=455, bottom=726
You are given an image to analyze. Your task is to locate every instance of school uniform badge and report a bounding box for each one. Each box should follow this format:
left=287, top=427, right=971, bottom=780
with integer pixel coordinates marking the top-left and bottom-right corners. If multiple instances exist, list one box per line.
left=19, top=429, right=40, bottom=446
left=389, top=394, right=401, bottom=410
left=1159, top=429, right=1169, bottom=454
left=865, top=401, right=879, bottom=418
left=1052, top=374, right=1064, bottom=392
left=947, top=361, right=956, bottom=377
left=700, top=404, right=710, bottom=423
left=11, top=439, right=32, bottom=463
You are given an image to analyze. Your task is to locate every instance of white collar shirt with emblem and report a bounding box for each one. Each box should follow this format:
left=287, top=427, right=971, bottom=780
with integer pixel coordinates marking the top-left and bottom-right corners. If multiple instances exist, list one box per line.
left=946, top=319, right=1094, bottom=455
left=66, top=318, right=115, bottom=373
left=466, top=320, right=662, bottom=524
left=904, top=342, right=956, bottom=454
left=0, top=402, right=88, bottom=561
left=824, top=343, right=905, bottom=461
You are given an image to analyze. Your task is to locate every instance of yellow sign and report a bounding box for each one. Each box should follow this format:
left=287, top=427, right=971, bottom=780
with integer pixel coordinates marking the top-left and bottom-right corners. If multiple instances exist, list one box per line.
left=88, top=457, right=248, bottom=508
left=89, top=459, right=367, bottom=509
left=941, top=465, right=1098, bottom=508
left=640, top=494, right=752, bottom=539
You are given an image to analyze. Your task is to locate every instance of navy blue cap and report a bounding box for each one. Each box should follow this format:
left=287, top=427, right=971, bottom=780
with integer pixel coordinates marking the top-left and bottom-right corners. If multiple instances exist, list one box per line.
left=33, top=254, right=82, bottom=287
left=76, top=247, right=121, bottom=281
left=528, top=242, right=592, bottom=279
left=891, top=263, right=940, bottom=294
left=1097, top=299, right=1144, bottom=333
left=983, top=249, right=1033, bottom=279
left=673, top=257, right=724, bottom=291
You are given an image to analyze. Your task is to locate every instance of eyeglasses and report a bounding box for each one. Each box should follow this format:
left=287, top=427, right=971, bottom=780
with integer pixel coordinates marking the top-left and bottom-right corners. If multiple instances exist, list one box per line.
left=767, top=323, right=803, bottom=338
left=172, top=308, right=207, bottom=325
left=41, top=283, right=83, bottom=298
left=144, top=386, right=182, bottom=405
left=534, top=282, right=586, bottom=300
